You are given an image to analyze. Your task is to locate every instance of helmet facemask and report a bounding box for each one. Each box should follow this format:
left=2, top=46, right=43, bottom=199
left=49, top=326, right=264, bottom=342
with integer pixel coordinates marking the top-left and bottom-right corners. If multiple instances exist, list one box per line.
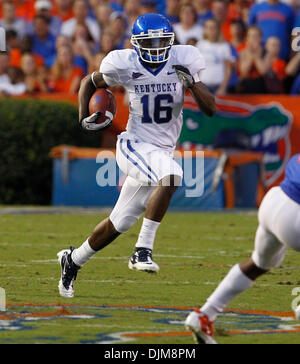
left=131, top=29, right=175, bottom=64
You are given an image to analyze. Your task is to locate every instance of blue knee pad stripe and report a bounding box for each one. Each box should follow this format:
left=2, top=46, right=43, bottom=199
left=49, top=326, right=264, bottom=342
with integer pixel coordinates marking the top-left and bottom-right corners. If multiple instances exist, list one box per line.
left=126, top=140, right=159, bottom=183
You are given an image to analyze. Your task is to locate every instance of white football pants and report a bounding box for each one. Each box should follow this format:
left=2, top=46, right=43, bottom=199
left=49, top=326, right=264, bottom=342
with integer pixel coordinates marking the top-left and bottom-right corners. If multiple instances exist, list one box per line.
left=110, top=138, right=183, bottom=233
left=252, top=187, right=300, bottom=270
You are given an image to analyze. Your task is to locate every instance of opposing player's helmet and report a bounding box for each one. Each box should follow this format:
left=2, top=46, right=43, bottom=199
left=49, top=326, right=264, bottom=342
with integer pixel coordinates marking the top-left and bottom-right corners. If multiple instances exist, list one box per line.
left=131, top=13, right=175, bottom=64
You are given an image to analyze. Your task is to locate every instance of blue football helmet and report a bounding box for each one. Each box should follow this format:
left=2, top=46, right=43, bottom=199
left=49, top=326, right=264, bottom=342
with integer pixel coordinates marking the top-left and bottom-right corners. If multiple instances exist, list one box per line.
left=131, top=13, right=175, bottom=64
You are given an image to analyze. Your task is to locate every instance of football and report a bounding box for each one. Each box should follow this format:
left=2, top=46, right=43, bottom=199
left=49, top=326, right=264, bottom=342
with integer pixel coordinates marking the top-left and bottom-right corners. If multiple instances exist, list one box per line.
left=89, top=88, right=117, bottom=125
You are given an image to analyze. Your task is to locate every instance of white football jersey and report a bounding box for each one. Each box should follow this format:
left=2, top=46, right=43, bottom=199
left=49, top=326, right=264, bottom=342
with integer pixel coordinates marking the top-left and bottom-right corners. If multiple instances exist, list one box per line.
left=100, top=45, right=205, bottom=150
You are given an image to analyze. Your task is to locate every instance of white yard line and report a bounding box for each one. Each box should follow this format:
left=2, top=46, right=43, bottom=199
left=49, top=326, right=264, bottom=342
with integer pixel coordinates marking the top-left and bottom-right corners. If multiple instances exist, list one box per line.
left=2, top=276, right=298, bottom=287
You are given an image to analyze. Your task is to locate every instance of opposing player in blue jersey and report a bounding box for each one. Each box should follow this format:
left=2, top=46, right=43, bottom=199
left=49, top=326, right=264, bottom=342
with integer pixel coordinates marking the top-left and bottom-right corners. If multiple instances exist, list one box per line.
left=56, top=13, right=216, bottom=298
left=185, top=154, right=300, bottom=344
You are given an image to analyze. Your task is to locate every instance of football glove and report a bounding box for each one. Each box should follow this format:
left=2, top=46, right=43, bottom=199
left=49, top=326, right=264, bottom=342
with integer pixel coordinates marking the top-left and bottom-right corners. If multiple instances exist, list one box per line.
left=172, top=65, right=195, bottom=89
left=81, top=111, right=112, bottom=131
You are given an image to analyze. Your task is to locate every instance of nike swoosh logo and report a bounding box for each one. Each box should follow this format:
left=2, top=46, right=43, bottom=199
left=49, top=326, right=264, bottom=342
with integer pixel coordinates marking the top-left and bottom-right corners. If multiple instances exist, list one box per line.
left=132, top=72, right=144, bottom=79
left=167, top=71, right=176, bottom=75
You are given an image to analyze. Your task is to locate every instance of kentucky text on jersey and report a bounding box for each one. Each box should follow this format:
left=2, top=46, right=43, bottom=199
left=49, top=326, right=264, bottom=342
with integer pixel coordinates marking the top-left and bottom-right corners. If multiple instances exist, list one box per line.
left=280, top=154, right=300, bottom=205
left=134, top=83, right=178, bottom=94
left=99, top=45, right=206, bottom=149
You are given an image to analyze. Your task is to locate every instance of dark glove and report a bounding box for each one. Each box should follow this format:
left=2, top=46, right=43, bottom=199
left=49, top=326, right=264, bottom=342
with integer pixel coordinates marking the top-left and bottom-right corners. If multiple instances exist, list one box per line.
left=172, top=65, right=195, bottom=89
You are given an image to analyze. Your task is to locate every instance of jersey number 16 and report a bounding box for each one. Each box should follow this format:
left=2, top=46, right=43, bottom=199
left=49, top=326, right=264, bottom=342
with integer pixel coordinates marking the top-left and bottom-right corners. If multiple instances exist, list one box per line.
left=141, top=94, right=173, bottom=124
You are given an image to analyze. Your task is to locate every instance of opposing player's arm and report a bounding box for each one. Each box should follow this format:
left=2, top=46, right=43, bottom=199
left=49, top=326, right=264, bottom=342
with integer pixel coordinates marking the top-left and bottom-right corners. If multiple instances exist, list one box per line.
left=173, top=65, right=216, bottom=117
left=78, top=72, right=108, bottom=122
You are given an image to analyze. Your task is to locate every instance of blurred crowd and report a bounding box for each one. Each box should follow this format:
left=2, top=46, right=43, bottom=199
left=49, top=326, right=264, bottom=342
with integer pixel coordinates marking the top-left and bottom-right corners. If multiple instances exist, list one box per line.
left=1, top=0, right=300, bottom=96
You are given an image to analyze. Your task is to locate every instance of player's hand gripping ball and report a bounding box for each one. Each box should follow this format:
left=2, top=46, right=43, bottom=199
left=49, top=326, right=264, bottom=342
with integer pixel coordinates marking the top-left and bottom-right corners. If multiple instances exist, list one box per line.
left=81, top=89, right=117, bottom=131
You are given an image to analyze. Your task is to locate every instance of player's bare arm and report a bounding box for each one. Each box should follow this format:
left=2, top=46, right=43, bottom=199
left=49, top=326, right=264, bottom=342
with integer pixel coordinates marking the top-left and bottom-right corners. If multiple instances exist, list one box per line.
left=189, top=82, right=216, bottom=117
left=78, top=72, right=109, bottom=130
left=173, top=65, right=216, bottom=117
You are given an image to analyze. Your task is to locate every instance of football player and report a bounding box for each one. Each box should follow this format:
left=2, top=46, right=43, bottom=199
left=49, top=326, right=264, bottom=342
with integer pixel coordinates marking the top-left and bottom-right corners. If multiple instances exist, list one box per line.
left=57, top=13, right=216, bottom=298
left=185, top=154, right=300, bottom=344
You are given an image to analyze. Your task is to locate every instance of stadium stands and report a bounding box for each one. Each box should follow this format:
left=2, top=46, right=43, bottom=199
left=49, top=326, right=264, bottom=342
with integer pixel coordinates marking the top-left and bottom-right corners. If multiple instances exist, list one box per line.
left=0, top=0, right=299, bottom=97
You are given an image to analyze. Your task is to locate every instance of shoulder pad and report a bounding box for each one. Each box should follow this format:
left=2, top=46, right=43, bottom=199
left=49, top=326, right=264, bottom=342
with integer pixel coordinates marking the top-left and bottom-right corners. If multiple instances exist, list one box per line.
left=171, top=45, right=205, bottom=75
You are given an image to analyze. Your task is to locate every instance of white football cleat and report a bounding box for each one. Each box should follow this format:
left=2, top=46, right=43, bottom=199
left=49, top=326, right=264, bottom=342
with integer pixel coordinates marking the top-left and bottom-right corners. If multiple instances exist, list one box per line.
left=128, top=248, right=159, bottom=273
left=185, top=309, right=217, bottom=344
left=57, top=247, right=80, bottom=298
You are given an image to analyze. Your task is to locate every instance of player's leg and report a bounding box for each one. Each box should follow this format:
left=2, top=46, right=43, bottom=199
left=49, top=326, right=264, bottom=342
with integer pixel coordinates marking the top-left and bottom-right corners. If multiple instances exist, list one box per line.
left=200, top=225, right=284, bottom=319
left=185, top=225, right=285, bottom=344
left=144, top=174, right=181, bottom=222
left=129, top=174, right=181, bottom=272
left=57, top=176, right=154, bottom=298
left=57, top=217, right=122, bottom=298
left=120, top=141, right=183, bottom=272
left=185, top=188, right=288, bottom=344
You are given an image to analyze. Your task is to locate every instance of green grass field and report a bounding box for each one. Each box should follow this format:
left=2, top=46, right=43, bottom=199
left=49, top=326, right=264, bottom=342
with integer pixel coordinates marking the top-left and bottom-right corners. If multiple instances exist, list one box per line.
left=0, top=211, right=299, bottom=344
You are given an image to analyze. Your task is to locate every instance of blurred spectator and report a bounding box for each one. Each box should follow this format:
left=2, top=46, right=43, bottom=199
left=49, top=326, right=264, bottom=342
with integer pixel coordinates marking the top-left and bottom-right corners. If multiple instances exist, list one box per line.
left=227, top=0, right=252, bottom=23
left=186, top=37, right=199, bottom=46
left=256, top=0, right=300, bottom=13
left=249, top=0, right=295, bottom=60
left=286, top=50, right=300, bottom=78
left=241, top=4, right=251, bottom=24
left=100, top=30, right=116, bottom=54
left=294, top=9, right=300, bottom=27
left=140, top=0, right=157, bottom=14
left=286, top=50, right=300, bottom=93
left=95, top=4, right=113, bottom=31
left=56, top=34, right=88, bottom=75
left=49, top=44, right=83, bottom=93
left=196, top=18, right=234, bottom=95
left=110, top=0, right=125, bottom=12
left=230, top=19, right=247, bottom=52
left=89, top=51, right=106, bottom=73
left=16, top=0, right=36, bottom=22
left=26, top=0, right=62, bottom=38
left=291, top=0, right=300, bottom=14
left=124, top=0, right=142, bottom=27
left=173, top=3, right=203, bottom=45
left=290, top=72, right=300, bottom=94
left=31, top=14, right=56, bottom=67
left=52, top=0, right=74, bottom=22
left=10, top=35, right=44, bottom=68
left=0, top=52, right=26, bottom=95
left=163, top=0, right=181, bottom=24
left=0, top=51, right=10, bottom=86
left=6, top=29, right=20, bottom=51
left=123, top=36, right=133, bottom=49
left=5, top=66, right=26, bottom=94
left=2, top=0, right=299, bottom=97
left=262, top=36, right=286, bottom=93
left=61, top=0, right=101, bottom=43
left=20, top=52, right=49, bottom=93
left=109, top=12, right=129, bottom=49
left=89, top=0, right=110, bottom=19
left=55, top=34, right=71, bottom=49
left=228, top=19, right=247, bottom=92
left=0, top=1, right=26, bottom=39
left=72, top=23, right=95, bottom=74
left=236, top=25, right=267, bottom=93
left=212, top=0, right=231, bottom=41
left=194, top=0, right=214, bottom=25
left=0, top=1, right=36, bottom=22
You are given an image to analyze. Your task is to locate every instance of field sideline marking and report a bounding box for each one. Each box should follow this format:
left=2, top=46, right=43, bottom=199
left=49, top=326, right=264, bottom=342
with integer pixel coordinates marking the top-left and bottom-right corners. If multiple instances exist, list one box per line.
left=1, top=276, right=299, bottom=288
left=4, top=302, right=295, bottom=317
left=3, top=302, right=298, bottom=340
